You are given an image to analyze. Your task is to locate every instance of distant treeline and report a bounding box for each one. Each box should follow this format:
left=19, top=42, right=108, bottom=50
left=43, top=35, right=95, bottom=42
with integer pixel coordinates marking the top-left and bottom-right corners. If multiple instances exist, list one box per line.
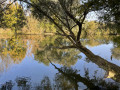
left=21, top=16, right=57, bottom=35
left=0, top=13, right=119, bottom=36
left=20, top=17, right=120, bottom=35
left=0, top=1, right=119, bottom=36
left=82, top=21, right=119, bottom=36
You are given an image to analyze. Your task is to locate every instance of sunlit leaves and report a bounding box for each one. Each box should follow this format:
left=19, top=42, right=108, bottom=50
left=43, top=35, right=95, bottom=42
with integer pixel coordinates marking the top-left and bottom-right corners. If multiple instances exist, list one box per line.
left=1, top=2, right=26, bottom=33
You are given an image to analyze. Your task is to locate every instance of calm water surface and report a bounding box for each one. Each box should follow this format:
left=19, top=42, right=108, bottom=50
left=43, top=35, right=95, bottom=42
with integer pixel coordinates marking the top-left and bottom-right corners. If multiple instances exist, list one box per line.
left=0, top=35, right=120, bottom=90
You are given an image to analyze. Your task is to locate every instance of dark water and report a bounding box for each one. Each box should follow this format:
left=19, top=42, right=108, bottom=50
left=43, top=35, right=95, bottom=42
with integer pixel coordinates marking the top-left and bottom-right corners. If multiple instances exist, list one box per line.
left=0, top=35, right=120, bottom=90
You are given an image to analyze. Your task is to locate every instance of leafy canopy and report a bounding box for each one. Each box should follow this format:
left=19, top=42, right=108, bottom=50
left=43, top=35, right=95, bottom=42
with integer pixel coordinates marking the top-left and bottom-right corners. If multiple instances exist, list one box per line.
left=0, top=1, right=26, bottom=33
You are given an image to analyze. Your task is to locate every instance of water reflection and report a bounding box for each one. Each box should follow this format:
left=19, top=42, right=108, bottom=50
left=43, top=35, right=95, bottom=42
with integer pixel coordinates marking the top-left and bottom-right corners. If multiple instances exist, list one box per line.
left=0, top=36, right=27, bottom=63
left=52, top=63, right=119, bottom=90
left=0, top=35, right=120, bottom=89
left=0, top=36, right=27, bottom=73
left=81, top=35, right=113, bottom=47
left=112, top=47, right=120, bottom=60
left=0, top=66, right=119, bottom=90
left=111, top=36, right=120, bottom=60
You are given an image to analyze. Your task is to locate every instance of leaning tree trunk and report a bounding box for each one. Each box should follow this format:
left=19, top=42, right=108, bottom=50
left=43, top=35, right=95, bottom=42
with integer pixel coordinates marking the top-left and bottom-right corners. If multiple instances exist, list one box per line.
left=77, top=24, right=82, bottom=41
left=76, top=43, right=120, bottom=82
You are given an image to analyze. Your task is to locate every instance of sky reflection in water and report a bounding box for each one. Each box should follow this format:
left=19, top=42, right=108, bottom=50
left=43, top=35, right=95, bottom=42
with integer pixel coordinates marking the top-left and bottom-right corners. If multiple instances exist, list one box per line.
left=0, top=35, right=120, bottom=90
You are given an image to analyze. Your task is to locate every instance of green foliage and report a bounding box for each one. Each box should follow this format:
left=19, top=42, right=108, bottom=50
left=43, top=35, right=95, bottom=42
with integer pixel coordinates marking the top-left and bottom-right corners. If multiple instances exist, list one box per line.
left=19, top=0, right=93, bottom=42
left=18, top=0, right=120, bottom=44
left=82, top=21, right=98, bottom=35
left=85, top=0, right=120, bottom=24
left=22, top=16, right=56, bottom=34
left=0, top=2, right=4, bottom=27
left=1, top=2, right=26, bottom=33
left=38, top=19, right=56, bottom=33
left=86, top=0, right=120, bottom=31
left=82, top=21, right=119, bottom=35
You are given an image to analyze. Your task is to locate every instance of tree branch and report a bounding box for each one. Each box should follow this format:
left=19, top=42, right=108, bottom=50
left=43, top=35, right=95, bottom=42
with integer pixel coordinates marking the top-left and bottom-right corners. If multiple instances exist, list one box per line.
left=71, top=24, right=77, bottom=30
left=58, top=0, right=81, bottom=26
left=77, top=24, right=82, bottom=41
left=81, top=11, right=88, bottom=24
left=21, top=0, right=78, bottom=46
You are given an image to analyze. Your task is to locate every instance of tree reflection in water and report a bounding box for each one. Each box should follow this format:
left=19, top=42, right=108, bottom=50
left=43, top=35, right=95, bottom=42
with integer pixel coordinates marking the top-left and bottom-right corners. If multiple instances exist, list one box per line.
left=33, top=35, right=120, bottom=83
left=51, top=61, right=119, bottom=90
left=0, top=80, right=13, bottom=90
left=16, top=77, right=31, bottom=90
left=0, top=66, right=118, bottom=90
left=0, top=36, right=27, bottom=64
left=0, top=36, right=27, bottom=73
left=111, top=36, right=120, bottom=60
left=35, top=76, right=52, bottom=90
left=33, top=36, right=81, bottom=66
left=0, top=35, right=120, bottom=89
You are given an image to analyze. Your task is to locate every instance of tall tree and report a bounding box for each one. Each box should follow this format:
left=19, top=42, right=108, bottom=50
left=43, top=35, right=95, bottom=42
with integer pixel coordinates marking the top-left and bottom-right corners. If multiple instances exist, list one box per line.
left=1, top=1, right=26, bottom=34
left=16, top=0, right=120, bottom=62
left=17, top=0, right=95, bottom=49
left=18, top=0, right=119, bottom=42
